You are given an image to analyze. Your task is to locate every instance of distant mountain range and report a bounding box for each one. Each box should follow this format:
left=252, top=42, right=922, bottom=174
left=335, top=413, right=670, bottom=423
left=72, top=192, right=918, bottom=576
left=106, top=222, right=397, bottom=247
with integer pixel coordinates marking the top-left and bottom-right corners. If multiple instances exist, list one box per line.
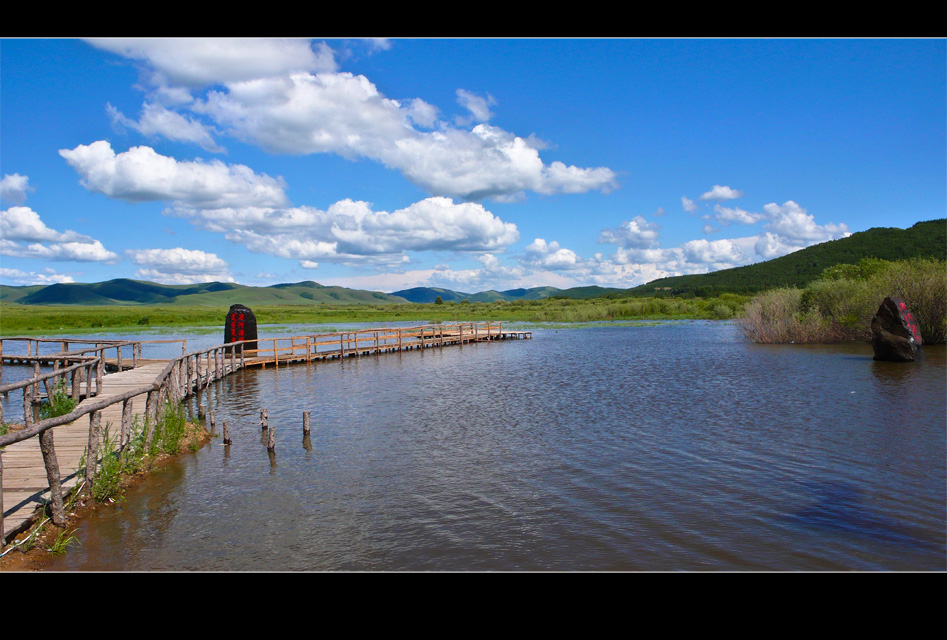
left=2, top=219, right=943, bottom=306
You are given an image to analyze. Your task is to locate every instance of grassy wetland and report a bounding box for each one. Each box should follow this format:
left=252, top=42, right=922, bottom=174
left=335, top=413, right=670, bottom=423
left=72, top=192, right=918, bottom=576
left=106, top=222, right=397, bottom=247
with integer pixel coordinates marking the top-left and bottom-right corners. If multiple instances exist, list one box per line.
left=0, top=293, right=749, bottom=335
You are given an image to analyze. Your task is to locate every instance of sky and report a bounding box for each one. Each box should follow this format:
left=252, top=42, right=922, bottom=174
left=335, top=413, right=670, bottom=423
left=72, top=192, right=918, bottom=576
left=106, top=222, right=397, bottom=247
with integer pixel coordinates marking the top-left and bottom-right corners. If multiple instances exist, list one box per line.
left=1, top=38, right=944, bottom=293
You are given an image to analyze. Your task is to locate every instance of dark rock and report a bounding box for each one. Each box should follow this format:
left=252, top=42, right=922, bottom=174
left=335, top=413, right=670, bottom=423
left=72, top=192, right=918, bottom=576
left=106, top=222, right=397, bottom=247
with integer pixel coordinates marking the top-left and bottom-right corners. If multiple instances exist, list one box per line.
left=225, top=304, right=258, bottom=354
left=871, top=297, right=922, bottom=362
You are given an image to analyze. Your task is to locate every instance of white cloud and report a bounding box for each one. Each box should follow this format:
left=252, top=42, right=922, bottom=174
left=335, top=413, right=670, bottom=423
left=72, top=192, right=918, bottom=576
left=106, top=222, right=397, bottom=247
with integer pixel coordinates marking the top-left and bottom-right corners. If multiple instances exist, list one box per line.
left=1, top=206, right=92, bottom=243
left=60, top=141, right=288, bottom=209
left=0, top=267, right=75, bottom=285
left=191, top=71, right=616, bottom=201
left=86, top=38, right=338, bottom=88
left=127, top=247, right=233, bottom=283
left=1, top=174, right=32, bottom=205
left=714, top=204, right=764, bottom=225
left=455, top=89, right=496, bottom=125
left=680, top=237, right=747, bottom=265
left=1, top=206, right=119, bottom=262
left=698, top=185, right=743, bottom=201
left=598, top=215, right=661, bottom=249
left=107, top=102, right=224, bottom=153
left=4, top=239, right=120, bottom=262
left=89, top=40, right=618, bottom=202
left=172, top=196, right=519, bottom=264
left=681, top=196, right=698, bottom=213
left=762, top=200, right=850, bottom=243
left=521, top=238, right=584, bottom=271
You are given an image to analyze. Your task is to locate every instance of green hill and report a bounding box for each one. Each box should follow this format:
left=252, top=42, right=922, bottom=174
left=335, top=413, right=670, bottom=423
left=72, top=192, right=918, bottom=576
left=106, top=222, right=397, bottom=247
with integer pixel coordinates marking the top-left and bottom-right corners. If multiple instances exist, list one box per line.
left=8, top=278, right=408, bottom=306
left=620, top=219, right=946, bottom=297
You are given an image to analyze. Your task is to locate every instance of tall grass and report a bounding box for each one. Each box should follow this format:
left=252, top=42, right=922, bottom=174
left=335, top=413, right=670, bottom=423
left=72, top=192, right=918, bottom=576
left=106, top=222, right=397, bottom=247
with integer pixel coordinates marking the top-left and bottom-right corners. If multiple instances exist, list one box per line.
left=80, top=400, right=202, bottom=503
left=739, top=258, right=947, bottom=344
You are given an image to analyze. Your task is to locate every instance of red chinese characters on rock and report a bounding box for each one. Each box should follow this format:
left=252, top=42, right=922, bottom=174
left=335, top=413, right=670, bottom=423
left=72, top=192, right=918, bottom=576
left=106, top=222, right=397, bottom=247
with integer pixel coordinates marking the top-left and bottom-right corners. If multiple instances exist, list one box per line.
left=224, top=304, right=258, bottom=354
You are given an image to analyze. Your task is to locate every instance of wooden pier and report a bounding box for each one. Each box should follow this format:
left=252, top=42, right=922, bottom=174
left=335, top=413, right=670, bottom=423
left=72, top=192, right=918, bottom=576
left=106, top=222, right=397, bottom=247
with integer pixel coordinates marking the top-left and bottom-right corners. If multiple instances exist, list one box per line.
left=0, top=322, right=530, bottom=546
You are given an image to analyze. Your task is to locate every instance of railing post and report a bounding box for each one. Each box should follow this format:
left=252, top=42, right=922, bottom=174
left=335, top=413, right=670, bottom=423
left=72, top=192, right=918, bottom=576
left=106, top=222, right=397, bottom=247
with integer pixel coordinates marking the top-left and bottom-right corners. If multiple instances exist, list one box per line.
left=40, top=427, right=66, bottom=526
left=84, top=409, right=102, bottom=490
left=121, top=397, right=133, bottom=448
left=1, top=451, right=4, bottom=546
left=24, top=383, right=33, bottom=428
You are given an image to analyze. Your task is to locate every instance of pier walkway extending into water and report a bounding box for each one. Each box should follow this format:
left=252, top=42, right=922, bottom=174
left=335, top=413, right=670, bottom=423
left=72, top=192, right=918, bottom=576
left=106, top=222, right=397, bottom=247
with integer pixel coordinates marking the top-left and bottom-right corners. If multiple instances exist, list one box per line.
left=0, top=322, right=530, bottom=546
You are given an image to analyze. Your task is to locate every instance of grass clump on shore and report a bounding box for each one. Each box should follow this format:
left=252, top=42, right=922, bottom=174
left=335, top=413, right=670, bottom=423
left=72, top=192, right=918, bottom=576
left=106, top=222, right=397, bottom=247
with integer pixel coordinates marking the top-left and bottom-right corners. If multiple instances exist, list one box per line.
left=738, top=257, right=947, bottom=344
left=80, top=400, right=208, bottom=503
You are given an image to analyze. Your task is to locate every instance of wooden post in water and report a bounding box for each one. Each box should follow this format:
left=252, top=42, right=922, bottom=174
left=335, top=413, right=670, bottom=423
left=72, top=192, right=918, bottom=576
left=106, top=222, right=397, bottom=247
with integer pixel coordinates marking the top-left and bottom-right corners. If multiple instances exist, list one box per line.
left=39, top=428, right=66, bottom=527
left=208, top=409, right=216, bottom=436
left=260, top=409, right=268, bottom=431
left=267, top=425, right=276, bottom=451
left=303, top=411, right=311, bottom=436
left=223, top=421, right=232, bottom=445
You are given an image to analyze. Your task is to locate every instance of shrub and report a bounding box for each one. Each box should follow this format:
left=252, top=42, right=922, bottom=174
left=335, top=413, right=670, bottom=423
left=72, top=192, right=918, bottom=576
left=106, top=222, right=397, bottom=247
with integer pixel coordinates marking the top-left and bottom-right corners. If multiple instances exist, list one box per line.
left=740, top=258, right=946, bottom=344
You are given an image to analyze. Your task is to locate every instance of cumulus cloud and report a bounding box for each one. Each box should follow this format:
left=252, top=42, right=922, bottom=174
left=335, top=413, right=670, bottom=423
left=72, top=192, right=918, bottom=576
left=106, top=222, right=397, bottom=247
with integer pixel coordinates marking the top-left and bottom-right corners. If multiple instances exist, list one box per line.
left=713, top=204, right=765, bottom=225
left=1, top=174, right=32, bottom=205
left=107, top=102, right=224, bottom=153
left=126, top=247, right=234, bottom=283
left=1, top=206, right=92, bottom=243
left=681, top=196, right=698, bottom=213
left=455, top=89, right=496, bottom=125
left=171, top=196, right=519, bottom=264
left=0, top=267, right=75, bottom=285
left=598, top=215, right=661, bottom=249
left=3, top=239, right=119, bottom=262
left=698, top=185, right=743, bottom=201
left=87, top=39, right=618, bottom=202
left=59, top=141, right=288, bottom=208
left=762, top=200, right=850, bottom=243
left=1, top=206, right=119, bottom=262
left=521, top=238, right=584, bottom=271
left=86, top=38, right=338, bottom=88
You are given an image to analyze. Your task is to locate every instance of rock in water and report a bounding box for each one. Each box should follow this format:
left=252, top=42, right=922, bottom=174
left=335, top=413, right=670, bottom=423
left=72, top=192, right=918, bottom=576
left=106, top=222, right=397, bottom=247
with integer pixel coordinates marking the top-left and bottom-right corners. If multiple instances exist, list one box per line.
left=871, top=297, right=922, bottom=362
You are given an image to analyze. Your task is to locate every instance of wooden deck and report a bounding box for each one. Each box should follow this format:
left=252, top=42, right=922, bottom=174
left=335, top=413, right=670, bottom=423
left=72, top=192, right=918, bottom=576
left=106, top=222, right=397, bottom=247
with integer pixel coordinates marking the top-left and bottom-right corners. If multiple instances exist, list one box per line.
left=1, top=362, right=167, bottom=538
left=1, top=323, right=530, bottom=546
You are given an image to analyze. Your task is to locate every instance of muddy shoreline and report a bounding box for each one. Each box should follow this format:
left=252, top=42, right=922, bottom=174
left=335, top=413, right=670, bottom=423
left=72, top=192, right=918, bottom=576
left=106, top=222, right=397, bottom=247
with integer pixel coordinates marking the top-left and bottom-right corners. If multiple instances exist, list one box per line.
left=1, top=423, right=210, bottom=571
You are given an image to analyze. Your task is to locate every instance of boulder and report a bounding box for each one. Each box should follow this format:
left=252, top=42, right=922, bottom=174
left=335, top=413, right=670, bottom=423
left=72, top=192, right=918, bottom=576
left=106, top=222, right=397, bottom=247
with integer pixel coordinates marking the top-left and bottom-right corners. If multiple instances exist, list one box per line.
left=871, top=297, right=922, bottom=362
left=225, top=304, right=258, bottom=354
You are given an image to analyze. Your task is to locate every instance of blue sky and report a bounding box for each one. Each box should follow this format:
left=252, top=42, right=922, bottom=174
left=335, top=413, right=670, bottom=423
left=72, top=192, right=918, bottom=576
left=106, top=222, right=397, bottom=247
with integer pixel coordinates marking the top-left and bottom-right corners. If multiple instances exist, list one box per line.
left=2, top=38, right=944, bottom=293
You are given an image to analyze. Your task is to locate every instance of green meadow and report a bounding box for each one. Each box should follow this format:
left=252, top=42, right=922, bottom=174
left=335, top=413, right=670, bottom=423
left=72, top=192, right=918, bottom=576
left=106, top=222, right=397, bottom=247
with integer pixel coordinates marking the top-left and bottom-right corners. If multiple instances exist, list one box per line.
left=0, top=294, right=750, bottom=335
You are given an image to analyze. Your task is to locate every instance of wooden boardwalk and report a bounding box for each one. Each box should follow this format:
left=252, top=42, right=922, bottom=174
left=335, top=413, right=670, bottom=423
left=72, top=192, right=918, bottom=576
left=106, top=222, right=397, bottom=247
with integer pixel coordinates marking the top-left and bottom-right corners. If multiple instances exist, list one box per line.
left=1, top=322, right=530, bottom=546
left=1, top=362, right=166, bottom=538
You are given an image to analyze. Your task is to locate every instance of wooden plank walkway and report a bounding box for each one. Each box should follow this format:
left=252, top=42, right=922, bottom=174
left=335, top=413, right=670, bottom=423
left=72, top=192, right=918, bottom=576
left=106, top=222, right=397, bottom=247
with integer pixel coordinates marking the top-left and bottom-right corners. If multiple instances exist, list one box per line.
left=1, top=362, right=167, bottom=538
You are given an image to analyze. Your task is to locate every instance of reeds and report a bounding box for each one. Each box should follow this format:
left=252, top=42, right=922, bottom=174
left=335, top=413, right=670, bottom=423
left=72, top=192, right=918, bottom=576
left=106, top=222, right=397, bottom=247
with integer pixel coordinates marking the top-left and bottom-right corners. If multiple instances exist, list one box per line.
left=738, top=258, right=947, bottom=344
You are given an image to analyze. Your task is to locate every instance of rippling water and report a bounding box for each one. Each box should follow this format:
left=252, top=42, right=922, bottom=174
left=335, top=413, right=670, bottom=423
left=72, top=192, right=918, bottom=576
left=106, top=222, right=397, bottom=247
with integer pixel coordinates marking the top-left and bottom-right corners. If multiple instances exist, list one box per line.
left=8, top=322, right=946, bottom=570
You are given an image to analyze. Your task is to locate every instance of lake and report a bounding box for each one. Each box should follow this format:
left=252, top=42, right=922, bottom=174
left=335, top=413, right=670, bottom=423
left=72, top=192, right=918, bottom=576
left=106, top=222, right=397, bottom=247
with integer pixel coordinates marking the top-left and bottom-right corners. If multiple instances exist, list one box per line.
left=4, top=321, right=945, bottom=570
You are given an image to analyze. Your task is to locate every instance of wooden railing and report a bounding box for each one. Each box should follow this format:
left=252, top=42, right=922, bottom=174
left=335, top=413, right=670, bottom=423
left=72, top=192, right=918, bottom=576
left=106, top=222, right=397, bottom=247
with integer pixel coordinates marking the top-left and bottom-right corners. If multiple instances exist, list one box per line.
left=0, top=338, right=245, bottom=544
left=244, top=322, right=502, bottom=366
